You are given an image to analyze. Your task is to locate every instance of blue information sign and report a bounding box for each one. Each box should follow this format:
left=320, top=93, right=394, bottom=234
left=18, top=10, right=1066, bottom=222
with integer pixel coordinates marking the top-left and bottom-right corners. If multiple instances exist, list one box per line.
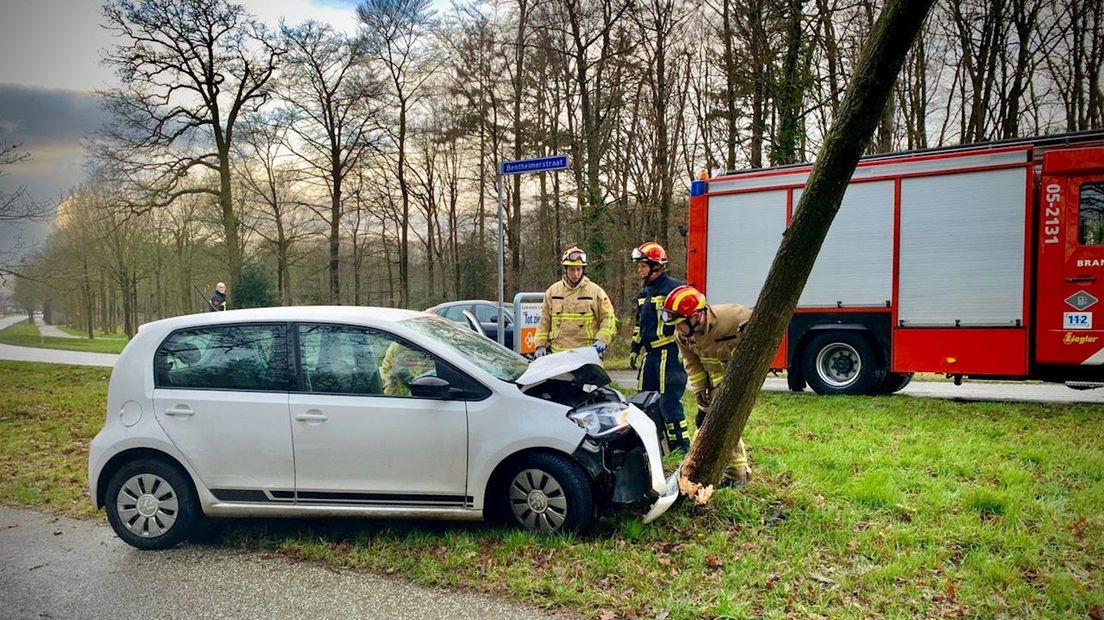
left=499, top=155, right=569, bottom=175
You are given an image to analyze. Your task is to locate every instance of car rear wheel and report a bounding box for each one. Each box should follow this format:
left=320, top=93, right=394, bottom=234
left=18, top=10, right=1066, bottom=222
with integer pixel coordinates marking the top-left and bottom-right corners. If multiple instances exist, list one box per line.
left=497, top=453, right=594, bottom=534
left=802, top=332, right=885, bottom=396
left=105, top=458, right=199, bottom=550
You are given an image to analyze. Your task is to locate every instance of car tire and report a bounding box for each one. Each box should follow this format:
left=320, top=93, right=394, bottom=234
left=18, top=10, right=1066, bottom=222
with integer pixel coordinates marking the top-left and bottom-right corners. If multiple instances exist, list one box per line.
left=495, top=452, right=595, bottom=534
left=877, top=371, right=914, bottom=395
left=104, top=458, right=200, bottom=550
left=802, top=332, right=886, bottom=396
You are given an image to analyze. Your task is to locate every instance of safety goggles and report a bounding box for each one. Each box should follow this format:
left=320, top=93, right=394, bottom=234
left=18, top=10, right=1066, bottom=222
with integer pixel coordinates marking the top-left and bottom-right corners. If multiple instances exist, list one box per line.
left=661, top=309, right=686, bottom=325
left=564, top=250, right=587, bottom=263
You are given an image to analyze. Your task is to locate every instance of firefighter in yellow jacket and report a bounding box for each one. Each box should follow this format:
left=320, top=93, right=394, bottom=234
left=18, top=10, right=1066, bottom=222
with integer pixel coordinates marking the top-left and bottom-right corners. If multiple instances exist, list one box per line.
left=534, top=246, right=617, bottom=357
left=662, top=284, right=754, bottom=485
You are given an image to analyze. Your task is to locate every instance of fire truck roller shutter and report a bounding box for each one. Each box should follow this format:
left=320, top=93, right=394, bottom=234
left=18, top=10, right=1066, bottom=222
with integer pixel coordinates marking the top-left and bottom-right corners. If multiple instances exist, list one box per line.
left=705, top=190, right=788, bottom=307
left=898, top=168, right=1028, bottom=327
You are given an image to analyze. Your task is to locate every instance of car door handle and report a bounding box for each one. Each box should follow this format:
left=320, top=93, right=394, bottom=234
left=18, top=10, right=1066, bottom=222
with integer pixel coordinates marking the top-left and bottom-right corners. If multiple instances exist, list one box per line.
left=294, top=412, right=328, bottom=422
left=1066, top=276, right=1097, bottom=283
left=164, top=406, right=194, bottom=417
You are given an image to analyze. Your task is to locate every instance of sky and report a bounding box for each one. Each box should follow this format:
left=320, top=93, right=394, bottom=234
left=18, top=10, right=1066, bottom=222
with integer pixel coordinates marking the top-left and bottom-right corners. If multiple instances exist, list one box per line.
left=0, top=0, right=362, bottom=259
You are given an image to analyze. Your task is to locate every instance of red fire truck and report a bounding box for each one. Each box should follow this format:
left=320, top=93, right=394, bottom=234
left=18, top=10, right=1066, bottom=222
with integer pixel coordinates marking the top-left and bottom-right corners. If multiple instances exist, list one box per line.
left=686, top=131, right=1104, bottom=395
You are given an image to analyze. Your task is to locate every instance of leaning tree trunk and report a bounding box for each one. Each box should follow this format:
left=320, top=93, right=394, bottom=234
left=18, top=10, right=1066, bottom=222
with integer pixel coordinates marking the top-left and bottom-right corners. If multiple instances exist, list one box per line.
left=680, top=0, right=937, bottom=500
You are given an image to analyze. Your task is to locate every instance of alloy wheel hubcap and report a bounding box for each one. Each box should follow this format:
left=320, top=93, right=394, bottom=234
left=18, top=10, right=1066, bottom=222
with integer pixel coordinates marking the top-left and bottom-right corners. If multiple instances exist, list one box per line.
left=116, top=473, right=178, bottom=538
left=509, top=468, right=568, bottom=533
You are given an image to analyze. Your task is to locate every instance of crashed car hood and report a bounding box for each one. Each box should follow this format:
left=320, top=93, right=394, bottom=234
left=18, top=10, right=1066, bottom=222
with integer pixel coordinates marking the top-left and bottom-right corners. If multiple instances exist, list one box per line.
left=513, top=347, right=611, bottom=389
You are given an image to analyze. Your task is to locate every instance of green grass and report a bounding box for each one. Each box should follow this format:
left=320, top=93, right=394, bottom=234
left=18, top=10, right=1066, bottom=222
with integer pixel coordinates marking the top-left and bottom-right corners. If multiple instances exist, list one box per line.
left=0, top=360, right=1101, bottom=618
left=0, top=361, right=109, bottom=518
left=0, top=319, right=128, bottom=354
left=56, top=325, right=128, bottom=339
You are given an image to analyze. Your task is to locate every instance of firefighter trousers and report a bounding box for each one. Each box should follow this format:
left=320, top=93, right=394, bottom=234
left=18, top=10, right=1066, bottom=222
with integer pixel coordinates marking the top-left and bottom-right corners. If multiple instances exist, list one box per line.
left=637, top=347, right=689, bottom=453
left=694, top=408, right=752, bottom=484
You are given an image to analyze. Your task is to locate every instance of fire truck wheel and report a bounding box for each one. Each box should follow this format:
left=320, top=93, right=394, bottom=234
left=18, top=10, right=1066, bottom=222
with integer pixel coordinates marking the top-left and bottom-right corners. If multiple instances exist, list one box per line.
left=802, top=332, right=886, bottom=396
left=877, top=372, right=913, bottom=395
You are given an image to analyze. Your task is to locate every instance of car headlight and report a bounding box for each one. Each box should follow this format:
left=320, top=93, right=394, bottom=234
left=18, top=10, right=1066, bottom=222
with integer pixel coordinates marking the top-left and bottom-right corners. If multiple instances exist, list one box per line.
left=568, top=402, right=631, bottom=438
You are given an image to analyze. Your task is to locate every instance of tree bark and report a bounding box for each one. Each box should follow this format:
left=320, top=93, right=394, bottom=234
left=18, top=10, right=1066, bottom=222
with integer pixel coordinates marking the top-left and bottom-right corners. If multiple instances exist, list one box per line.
left=680, top=0, right=936, bottom=498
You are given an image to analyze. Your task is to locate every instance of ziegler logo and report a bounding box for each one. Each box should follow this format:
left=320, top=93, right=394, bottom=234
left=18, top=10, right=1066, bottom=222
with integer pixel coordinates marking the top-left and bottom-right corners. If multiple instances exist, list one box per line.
left=1042, top=182, right=1061, bottom=245
left=1063, top=332, right=1100, bottom=345
left=1077, top=258, right=1103, bottom=268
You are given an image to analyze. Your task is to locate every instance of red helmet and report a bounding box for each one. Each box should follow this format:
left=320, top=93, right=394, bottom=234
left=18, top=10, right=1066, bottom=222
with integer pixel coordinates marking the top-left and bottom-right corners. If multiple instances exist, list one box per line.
left=661, top=285, right=706, bottom=324
left=631, top=242, right=668, bottom=265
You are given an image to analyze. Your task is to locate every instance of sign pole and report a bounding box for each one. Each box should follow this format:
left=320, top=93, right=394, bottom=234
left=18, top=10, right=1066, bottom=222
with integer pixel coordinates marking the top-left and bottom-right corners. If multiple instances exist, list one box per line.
left=495, top=155, right=568, bottom=349
left=495, top=172, right=506, bottom=345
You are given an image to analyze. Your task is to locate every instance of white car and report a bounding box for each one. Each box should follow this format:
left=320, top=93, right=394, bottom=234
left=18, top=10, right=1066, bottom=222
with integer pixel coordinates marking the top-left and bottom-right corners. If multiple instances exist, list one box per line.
left=88, top=306, right=679, bottom=549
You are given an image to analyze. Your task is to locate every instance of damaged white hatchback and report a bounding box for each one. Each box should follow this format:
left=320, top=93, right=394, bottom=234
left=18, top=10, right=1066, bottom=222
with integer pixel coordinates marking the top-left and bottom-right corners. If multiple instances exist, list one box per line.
left=88, top=306, right=679, bottom=549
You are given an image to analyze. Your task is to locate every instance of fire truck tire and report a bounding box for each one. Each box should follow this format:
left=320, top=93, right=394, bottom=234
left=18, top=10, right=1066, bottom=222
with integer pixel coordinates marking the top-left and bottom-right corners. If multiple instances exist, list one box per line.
left=877, top=372, right=913, bottom=394
left=802, top=332, right=886, bottom=396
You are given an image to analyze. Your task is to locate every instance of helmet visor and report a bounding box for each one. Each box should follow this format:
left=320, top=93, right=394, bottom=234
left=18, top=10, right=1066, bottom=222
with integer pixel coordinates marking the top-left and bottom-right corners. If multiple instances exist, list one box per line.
left=563, top=249, right=587, bottom=264
left=661, top=308, right=686, bottom=325
left=631, top=247, right=645, bottom=261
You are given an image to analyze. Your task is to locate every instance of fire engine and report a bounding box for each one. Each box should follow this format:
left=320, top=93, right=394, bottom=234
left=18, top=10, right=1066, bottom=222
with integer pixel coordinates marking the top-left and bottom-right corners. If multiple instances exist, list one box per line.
left=686, top=131, right=1104, bottom=395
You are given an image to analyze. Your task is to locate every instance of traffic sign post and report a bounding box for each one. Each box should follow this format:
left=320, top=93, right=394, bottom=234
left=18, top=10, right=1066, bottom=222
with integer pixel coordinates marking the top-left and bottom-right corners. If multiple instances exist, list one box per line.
left=495, top=155, right=569, bottom=345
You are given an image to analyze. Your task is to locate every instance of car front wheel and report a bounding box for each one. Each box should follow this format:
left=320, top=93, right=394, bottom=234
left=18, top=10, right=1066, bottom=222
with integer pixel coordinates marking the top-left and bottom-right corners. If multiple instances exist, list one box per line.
left=105, top=458, right=199, bottom=550
left=498, top=452, right=594, bottom=534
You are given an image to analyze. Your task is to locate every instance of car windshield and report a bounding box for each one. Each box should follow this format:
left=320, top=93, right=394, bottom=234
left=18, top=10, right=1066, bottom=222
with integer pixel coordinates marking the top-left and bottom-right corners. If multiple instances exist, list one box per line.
left=401, top=314, right=529, bottom=381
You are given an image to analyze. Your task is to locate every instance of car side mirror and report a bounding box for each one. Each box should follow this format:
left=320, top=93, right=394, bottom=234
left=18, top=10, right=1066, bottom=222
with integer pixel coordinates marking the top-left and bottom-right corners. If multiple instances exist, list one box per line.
left=409, top=375, right=451, bottom=399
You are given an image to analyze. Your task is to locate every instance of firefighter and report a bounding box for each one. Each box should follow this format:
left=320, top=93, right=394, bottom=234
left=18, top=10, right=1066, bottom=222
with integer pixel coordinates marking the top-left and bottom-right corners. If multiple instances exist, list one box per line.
left=380, top=341, right=436, bottom=396
left=662, top=284, right=754, bottom=485
left=534, top=245, right=617, bottom=357
left=630, top=242, right=689, bottom=453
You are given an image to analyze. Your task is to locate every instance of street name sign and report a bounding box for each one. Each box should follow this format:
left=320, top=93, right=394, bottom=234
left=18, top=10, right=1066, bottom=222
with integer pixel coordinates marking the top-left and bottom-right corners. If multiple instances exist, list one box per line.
left=499, top=155, right=568, bottom=175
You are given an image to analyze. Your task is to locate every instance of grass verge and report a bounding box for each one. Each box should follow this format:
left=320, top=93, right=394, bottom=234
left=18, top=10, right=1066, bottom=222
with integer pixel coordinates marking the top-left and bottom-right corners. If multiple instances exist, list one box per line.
left=56, top=325, right=128, bottom=340
left=0, top=360, right=1100, bottom=618
left=0, top=320, right=128, bottom=354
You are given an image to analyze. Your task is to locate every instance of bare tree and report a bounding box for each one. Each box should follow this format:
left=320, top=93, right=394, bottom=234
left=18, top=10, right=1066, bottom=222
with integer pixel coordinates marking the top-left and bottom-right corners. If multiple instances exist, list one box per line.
left=358, top=0, right=437, bottom=307
left=681, top=0, right=936, bottom=499
left=98, top=0, right=282, bottom=288
left=280, top=21, right=382, bottom=303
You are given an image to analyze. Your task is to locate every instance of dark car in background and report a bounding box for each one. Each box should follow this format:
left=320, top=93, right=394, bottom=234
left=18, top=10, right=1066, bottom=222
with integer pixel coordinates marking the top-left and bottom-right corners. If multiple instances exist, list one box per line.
left=427, top=300, right=514, bottom=349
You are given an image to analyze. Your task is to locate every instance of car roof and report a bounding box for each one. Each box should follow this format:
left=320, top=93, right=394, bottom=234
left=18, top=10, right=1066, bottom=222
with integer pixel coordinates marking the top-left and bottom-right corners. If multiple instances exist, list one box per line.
left=139, top=306, right=425, bottom=333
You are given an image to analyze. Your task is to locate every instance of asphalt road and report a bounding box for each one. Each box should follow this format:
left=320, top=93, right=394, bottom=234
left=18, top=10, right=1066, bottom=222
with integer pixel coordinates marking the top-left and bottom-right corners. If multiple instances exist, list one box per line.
left=607, top=371, right=1104, bottom=405
left=0, top=507, right=558, bottom=620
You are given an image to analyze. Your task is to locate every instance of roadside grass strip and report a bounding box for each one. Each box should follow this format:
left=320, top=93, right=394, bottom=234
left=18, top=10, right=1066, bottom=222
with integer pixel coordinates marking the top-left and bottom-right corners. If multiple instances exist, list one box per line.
left=56, top=325, right=129, bottom=340
left=0, top=320, right=128, bottom=354
left=0, top=360, right=1100, bottom=618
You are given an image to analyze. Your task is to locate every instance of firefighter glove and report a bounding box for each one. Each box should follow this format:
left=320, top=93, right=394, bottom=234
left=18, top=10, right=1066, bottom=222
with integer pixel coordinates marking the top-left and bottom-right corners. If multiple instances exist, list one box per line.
left=593, top=340, right=607, bottom=357
left=628, top=351, right=639, bottom=370
left=535, top=347, right=549, bottom=358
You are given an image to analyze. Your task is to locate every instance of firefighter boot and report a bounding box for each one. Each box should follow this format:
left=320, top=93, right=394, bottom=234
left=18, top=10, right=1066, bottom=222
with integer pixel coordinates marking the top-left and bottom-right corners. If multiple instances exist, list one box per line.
left=721, top=438, right=752, bottom=487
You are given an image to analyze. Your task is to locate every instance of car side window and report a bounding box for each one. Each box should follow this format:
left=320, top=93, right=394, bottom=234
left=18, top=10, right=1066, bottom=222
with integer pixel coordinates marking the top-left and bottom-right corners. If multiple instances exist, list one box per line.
left=297, top=324, right=438, bottom=397
left=439, top=305, right=468, bottom=323
left=155, top=324, right=290, bottom=391
left=474, top=304, right=511, bottom=325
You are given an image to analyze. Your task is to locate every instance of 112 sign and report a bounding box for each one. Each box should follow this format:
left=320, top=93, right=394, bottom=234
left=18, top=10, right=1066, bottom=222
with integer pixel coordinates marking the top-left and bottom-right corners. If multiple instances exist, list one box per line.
left=1063, top=312, right=1093, bottom=330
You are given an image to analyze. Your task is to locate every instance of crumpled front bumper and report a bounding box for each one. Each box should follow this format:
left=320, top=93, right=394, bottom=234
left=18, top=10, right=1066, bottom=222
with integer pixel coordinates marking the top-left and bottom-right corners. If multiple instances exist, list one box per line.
left=624, top=407, right=680, bottom=524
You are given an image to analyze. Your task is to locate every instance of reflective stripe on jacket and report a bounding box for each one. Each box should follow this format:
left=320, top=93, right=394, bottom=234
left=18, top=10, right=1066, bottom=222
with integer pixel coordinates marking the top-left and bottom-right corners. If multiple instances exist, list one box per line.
left=534, top=276, right=617, bottom=351
left=631, top=272, right=682, bottom=355
left=675, top=303, right=754, bottom=405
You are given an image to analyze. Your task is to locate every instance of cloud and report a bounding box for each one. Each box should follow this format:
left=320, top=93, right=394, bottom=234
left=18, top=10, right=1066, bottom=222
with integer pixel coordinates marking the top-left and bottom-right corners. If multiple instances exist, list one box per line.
left=0, top=84, right=105, bottom=148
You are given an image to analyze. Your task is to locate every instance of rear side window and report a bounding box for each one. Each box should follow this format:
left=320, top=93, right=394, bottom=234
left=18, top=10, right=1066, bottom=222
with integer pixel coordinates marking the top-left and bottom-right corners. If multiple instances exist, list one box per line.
left=1080, top=182, right=1104, bottom=246
left=155, top=324, right=290, bottom=391
left=439, top=305, right=468, bottom=323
